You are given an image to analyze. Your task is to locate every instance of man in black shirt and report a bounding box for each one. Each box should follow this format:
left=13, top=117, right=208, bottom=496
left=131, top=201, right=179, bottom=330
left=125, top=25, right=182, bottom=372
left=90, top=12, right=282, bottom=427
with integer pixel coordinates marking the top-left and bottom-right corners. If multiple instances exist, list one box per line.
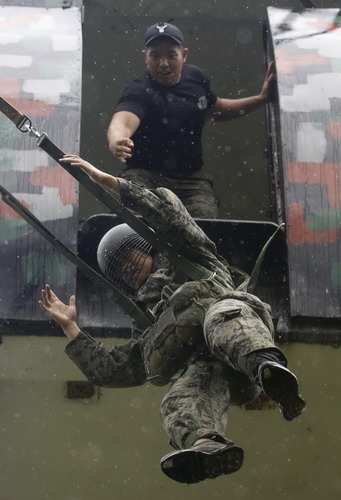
left=107, top=22, right=275, bottom=218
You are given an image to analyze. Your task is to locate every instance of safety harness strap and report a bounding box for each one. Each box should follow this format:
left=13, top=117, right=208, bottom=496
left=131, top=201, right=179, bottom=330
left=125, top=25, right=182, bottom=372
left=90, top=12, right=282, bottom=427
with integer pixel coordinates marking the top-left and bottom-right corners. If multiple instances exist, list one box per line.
left=247, top=223, right=285, bottom=293
left=0, top=93, right=211, bottom=283
left=36, top=132, right=209, bottom=282
left=0, top=96, right=282, bottom=300
left=0, top=96, right=31, bottom=130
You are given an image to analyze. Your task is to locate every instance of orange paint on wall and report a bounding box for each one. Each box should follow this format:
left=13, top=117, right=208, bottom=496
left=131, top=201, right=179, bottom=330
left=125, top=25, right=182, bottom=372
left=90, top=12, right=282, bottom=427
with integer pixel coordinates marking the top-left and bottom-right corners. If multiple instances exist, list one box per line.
left=0, top=198, right=33, bottom=220
left=329, top=122, right=341, bottom=139
left=4, top=97, right=54, bottom=117
left=287, top=162, right=341, bottom=208
left=306, top=20, right=341, bottom=34
left=0, top=78, right=20, bottom=98
left=275, top=49, right=327, bottom=75
left=288, top=202, right=339, bottom=244
left=29, top=166, right=77, bottom=206
left=0, top=15, right=40, bottom=30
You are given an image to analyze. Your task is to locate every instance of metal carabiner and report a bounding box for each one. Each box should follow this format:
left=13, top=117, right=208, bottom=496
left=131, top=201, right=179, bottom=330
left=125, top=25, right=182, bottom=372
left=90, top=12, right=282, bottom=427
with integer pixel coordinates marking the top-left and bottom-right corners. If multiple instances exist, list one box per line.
left=17, top=114, right=32, bottom=133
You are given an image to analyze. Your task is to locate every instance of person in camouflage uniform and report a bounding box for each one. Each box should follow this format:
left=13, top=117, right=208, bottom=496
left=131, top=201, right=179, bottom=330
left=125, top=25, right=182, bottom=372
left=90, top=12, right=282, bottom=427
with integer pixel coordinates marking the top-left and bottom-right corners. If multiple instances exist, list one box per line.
left=39, top=153, right=306, bottom=484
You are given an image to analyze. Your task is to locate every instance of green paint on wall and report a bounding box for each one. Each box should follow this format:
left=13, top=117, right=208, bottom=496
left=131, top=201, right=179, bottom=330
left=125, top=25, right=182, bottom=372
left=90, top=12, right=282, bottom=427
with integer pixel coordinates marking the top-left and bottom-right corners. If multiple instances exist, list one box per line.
left=331, top=263, right=341, bottom=286
left=314, top=122, right=326, bottom=133
left=332, top=58, right=341, bottom=75
left=0, top=219, right=28, bottom=242
left=306, top=210, right=341, bottom=232
left=0, top=117, right=15, bottom=141
left=23, top=251, right=75, bottom=288
left=309, top=110, right=341, bottom=124
left=0, top=155, right=15, bottom=172
left=331, top=109, right=341, bottom=121
left=0, top=116, right=21, bottom=151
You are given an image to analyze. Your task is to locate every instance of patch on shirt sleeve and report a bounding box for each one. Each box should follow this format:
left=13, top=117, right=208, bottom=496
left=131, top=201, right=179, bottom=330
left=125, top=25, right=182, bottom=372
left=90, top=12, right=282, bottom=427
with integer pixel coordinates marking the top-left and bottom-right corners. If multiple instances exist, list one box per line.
left=197, top=95, right=208, bottom=110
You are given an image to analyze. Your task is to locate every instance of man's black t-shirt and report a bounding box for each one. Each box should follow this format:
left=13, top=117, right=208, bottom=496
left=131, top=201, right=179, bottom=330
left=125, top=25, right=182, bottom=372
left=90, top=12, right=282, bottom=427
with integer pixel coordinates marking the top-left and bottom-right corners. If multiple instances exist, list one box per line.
left=114, top=64, right=217, bottom=174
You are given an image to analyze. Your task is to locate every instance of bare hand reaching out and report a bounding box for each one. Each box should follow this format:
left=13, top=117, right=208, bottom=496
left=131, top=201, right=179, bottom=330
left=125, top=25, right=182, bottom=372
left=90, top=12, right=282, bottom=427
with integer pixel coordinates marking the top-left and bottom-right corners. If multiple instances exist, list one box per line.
left=59, top=154, right=120, bottom=194
left=39, top=284, right=80, bottom=340
left=110, top=138, right=134, bottom=163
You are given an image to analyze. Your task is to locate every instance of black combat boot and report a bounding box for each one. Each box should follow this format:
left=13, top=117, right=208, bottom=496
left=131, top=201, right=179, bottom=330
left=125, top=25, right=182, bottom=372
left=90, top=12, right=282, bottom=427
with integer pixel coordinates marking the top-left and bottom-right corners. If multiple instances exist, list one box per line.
left=254, top=350, right=306, bottom=421
left=160, top=439, right=244, bottom=484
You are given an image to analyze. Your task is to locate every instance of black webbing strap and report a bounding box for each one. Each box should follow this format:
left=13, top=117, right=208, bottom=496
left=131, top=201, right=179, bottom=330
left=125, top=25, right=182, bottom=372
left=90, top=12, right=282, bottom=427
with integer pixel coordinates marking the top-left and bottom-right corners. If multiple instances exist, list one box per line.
left=243, top=223, right=285, bottom=293
left=0, top=92, right=211, bottom=283
left=36, top=133, right=210, bottom=282
left=0, top=96, right=32, bottom=131
left=38, top=133, right=284, bottom=294
left=0, top=184, right=154, bottom=329
left=0, top=97, right=277, bottom=292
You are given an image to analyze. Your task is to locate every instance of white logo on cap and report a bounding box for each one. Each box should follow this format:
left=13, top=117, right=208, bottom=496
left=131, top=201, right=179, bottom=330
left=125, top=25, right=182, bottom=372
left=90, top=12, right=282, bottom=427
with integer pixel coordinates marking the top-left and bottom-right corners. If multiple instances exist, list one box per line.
left=157, top=24, right=168, bottom=33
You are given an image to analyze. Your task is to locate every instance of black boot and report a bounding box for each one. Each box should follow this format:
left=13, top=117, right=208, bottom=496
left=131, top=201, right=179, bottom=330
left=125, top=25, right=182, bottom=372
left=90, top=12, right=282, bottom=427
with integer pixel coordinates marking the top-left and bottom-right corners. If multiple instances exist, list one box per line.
left=254, top=350, right=306, bottom=421
left=160, top=440, right=244, bottom=484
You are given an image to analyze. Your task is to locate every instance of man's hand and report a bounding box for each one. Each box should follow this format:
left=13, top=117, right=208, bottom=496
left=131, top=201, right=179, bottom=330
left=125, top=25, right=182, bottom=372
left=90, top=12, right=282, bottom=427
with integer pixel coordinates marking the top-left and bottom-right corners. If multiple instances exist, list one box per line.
left=60, top=154, right=97, bottom=177
left=109, top=137, right=134, bottom=164
left=259, top=61, right=276, bottom=103
left=39, top=284, right=80, bottom=340
left=59, top=154, right=120, bottom=194
left=107, top=111, right=140, bottom=163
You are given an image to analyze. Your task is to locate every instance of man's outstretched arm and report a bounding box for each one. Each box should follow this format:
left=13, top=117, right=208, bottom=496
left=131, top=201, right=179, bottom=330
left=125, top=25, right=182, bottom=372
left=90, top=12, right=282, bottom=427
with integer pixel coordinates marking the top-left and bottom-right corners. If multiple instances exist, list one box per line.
left=211, top=61, right=276, bottom=121
left=60, top=154, right=121, bottom=193
left=107, top=110, right=140, bottom=163
left=59, top=154, right=217, bottom=258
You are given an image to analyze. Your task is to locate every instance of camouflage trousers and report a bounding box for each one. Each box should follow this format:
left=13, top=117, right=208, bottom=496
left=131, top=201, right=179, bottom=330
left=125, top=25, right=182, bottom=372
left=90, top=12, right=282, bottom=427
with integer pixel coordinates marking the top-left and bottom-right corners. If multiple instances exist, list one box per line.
left=160, top=297, right=279, bottom=450
left=120, top=167, right=219, bottom=218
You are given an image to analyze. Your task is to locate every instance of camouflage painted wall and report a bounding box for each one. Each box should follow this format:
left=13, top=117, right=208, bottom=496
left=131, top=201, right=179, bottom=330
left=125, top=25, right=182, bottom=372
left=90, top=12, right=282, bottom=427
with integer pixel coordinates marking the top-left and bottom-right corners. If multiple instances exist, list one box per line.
left=0, top=4, right=82, bottom=328
left=267, top=7, right=341, bottom=318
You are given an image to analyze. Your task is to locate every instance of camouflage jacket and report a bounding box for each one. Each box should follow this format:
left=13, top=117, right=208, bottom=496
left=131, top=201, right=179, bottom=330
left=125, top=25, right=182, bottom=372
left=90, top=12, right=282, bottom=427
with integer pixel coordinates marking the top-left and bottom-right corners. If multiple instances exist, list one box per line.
left=65, top=180, right=251, bottom=387
left=119, top=178, right=236, bottom=308
left=66, top=331, right=147, bottom=387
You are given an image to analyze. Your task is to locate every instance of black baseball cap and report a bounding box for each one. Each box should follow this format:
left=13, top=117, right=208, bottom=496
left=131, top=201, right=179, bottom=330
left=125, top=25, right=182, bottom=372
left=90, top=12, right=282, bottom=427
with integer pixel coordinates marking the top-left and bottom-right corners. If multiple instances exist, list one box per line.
left=144, top=22, right=184, bottom=46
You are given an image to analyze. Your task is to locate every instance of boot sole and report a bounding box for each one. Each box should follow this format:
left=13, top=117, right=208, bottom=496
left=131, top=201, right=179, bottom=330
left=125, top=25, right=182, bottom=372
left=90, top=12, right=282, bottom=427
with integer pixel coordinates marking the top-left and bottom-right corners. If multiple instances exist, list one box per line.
left=160, top=444, right=244, bottom=483
left=260, top=362, right=306, bottom=421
